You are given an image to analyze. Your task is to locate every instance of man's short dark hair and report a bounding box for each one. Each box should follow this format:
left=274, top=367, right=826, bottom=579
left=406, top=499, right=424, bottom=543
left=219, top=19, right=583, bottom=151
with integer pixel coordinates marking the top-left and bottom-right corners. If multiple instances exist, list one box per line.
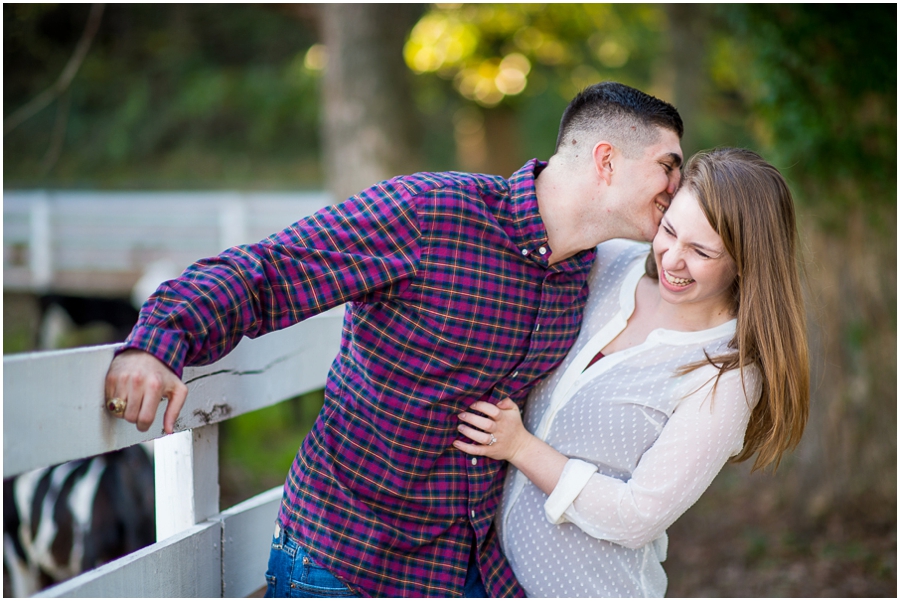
left=555, top=82, right=683, bottom=157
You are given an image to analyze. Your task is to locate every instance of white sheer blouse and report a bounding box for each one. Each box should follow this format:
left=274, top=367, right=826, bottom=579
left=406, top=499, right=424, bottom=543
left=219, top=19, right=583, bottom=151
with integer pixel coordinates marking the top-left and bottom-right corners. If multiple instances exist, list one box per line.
left=498, top=240, right=761, bottom=598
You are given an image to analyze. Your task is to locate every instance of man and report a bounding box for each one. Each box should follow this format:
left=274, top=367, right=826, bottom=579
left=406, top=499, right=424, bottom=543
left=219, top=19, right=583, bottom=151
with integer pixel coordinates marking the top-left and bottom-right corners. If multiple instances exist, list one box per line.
left=105, top=82, right=683, bottom=597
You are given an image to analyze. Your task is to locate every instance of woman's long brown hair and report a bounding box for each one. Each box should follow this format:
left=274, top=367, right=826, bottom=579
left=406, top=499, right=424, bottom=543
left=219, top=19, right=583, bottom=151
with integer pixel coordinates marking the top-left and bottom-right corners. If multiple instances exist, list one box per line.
left=647, top=147, right=810, bottom=471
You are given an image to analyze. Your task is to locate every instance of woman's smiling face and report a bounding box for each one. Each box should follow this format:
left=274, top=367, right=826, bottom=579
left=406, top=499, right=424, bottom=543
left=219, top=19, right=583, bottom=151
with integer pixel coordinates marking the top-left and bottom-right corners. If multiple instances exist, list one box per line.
left=652, top=186, right=737, bottom=317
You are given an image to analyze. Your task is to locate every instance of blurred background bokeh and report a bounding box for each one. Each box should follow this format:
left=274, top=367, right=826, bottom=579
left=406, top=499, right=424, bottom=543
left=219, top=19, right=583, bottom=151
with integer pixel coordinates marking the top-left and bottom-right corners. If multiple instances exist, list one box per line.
left=4, top=4, right=896, bottom=596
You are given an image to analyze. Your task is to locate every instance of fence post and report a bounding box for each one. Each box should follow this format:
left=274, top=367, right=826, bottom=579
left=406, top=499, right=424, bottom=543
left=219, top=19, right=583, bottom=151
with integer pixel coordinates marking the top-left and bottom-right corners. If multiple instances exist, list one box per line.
left=29, top=193, right=52, bottom=290
left=154, top=424, right=220, bottom=541
left=219, top=194, right=247, bottom=251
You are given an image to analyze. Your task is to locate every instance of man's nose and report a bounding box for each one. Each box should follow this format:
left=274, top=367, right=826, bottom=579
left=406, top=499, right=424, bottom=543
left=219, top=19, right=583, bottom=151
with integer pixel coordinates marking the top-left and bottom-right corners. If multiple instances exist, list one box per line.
left=667, top=171, right=681, bottom=196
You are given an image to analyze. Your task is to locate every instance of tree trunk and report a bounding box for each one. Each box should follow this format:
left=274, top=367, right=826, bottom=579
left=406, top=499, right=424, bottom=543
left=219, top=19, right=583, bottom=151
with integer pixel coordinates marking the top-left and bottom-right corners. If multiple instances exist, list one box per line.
left=482, top=106, right=523, bottom=178
left=660, top=4, right=712, bottom=155
left=319, top=4, right=423, bottom=202
left=454, top=105, right=523, bottom=178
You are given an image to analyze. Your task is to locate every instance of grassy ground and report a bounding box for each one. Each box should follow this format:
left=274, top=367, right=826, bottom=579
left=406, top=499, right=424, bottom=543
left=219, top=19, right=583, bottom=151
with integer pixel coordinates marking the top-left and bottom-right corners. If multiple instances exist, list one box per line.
left=665, top=464, right=896, bottom=597
left=3, top=293, right=41, bottom=353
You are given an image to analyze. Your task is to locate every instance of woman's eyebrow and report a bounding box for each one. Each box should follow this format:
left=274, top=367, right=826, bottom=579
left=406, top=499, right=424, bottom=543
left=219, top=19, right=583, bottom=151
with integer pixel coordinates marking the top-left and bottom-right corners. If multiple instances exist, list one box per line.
left=690, top=241, right=726, bottom=256
left=663, top=217, right=726, bottom=256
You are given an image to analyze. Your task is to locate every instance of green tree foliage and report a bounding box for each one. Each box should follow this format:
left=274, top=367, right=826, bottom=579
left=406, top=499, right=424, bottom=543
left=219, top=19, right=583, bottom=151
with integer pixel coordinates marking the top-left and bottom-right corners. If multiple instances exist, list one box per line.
left=404, top=4, right=667, bottom=106
left=4, top=4, right=323, bottom=188
left=403, top=4, right=671, bottom=164
left=6, top=4, right=895, bottom=200
left=403, top=4, right=896, bottom=210
left=714, top=4, right=896, bottom=209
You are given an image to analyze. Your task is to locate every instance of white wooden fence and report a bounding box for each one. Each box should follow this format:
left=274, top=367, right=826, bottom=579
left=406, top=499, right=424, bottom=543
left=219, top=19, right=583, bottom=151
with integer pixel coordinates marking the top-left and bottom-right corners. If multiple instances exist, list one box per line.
left=3, top=307, right=345, bottom=597
left=3, top=190, right=332, bottom=296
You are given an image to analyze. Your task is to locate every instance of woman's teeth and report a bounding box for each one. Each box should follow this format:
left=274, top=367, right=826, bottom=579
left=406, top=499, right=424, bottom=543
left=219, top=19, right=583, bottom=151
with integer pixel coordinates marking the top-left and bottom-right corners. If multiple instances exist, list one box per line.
left=655, top=202, right=667, bottom=213
left=664, top=270, right=694, bottom=286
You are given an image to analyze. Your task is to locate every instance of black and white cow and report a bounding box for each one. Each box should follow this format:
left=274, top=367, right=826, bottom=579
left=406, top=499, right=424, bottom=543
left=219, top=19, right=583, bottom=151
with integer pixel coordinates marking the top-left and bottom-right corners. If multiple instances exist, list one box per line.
left=3, top=445, right=155, bottom=597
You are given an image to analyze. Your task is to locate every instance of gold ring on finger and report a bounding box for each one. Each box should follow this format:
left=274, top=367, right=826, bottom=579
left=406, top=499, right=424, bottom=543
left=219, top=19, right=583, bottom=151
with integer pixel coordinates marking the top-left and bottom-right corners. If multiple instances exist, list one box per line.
left=106, top=397, right=126, bottom=416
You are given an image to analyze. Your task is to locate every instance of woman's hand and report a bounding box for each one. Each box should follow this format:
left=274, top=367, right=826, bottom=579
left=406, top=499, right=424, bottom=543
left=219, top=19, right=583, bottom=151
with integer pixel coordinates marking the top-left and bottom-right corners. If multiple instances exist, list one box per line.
left=454, top=397, right=571, bottom=495
left=453, top=398, right=535, bottom=462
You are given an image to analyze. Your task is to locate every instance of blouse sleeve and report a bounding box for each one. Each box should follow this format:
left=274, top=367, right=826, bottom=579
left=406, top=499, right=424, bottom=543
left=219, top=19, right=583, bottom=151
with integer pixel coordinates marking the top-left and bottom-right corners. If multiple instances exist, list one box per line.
left=544, top=365, right=760, bottom=549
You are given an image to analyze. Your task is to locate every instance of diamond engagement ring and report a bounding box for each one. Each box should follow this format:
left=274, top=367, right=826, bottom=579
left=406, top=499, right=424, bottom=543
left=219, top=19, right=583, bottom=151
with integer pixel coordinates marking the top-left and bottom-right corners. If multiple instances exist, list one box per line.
left=488, top=433, right=497, bottom=446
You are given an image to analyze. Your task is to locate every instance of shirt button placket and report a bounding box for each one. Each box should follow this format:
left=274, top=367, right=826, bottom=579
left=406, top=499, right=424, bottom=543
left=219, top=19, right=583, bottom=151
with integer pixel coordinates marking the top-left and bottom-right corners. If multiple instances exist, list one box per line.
left=468, top=451, right=479, bottom=526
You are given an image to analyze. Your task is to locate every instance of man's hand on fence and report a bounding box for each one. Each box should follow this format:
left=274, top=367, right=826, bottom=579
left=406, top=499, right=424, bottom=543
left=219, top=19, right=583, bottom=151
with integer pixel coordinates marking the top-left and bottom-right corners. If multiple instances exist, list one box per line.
left=105, top=349, right=188, bottom=434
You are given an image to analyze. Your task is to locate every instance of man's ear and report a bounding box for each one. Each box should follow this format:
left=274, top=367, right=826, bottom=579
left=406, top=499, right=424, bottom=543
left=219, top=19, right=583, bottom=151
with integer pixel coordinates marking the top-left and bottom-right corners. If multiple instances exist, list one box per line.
left=593, top=142, right=614, bottom=185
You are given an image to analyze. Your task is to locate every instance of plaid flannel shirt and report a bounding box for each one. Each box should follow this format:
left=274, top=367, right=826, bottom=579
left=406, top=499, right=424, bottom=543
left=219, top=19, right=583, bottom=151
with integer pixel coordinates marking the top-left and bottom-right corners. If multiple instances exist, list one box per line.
left=122, top=159, right=596, bottom=597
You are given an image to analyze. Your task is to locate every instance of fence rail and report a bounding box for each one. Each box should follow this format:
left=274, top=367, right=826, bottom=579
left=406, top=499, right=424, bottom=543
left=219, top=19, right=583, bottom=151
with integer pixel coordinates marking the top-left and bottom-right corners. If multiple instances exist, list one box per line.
left=3, top=190, right=332, bottom=296
left=4, top=307, right=345, bottom=597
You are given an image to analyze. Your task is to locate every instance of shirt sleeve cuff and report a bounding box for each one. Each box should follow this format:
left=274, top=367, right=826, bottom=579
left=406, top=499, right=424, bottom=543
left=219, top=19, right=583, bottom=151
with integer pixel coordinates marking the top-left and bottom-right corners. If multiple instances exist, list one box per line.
left=118, top=325, right=189, bottom=378
left=544, top=458, right=598, bottom=525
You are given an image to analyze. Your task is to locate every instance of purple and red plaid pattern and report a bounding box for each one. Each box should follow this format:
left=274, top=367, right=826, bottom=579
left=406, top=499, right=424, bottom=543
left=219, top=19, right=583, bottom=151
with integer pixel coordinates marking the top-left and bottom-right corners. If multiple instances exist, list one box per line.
left=122, top=160, right=596, bottom=597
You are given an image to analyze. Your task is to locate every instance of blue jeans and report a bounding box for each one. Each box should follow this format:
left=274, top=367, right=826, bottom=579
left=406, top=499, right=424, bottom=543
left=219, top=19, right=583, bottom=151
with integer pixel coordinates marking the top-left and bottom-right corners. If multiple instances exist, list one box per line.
left=264, top=523, right=355, bottom=598
left=263, top=522, right=487, bottom=598
left=463, top=541, right=488, bottom=598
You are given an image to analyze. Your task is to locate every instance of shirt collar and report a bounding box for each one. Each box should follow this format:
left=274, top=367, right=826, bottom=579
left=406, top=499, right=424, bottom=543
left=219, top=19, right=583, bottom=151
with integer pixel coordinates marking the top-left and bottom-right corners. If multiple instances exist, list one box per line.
left=508, top=159, right=595, bottom=270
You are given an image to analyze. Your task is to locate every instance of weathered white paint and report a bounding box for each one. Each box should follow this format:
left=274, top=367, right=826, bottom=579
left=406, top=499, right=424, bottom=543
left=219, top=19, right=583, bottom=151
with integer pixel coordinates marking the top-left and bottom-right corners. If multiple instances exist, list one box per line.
left=31, top=486, right=283, bottom=598
left=5, top=308, right=341, bottom=595
left=154, top=425, right=219, bottom=541
left=29, top=193, right=52, bottom=290
left=3, top=190, right=333, bottom=295
left=220, top=486, right=283, bottom=597
left=4, top=282, right=345, bottom=596
left=3, top=306, right=344, bottom=479
left=34, top=520, right=222, bottom=598
left=218, top=195, right=247, bottom=250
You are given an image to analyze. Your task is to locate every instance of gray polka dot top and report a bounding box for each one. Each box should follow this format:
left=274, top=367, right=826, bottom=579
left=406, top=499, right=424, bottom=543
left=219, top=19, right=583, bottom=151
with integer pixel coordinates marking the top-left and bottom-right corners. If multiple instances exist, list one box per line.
left=498, top=240, right=761, bottom=598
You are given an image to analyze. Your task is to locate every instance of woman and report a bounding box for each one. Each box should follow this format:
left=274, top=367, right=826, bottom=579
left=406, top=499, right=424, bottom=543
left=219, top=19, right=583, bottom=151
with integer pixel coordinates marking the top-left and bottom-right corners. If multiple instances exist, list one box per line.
left=454, top=147, right=809, bottom=597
